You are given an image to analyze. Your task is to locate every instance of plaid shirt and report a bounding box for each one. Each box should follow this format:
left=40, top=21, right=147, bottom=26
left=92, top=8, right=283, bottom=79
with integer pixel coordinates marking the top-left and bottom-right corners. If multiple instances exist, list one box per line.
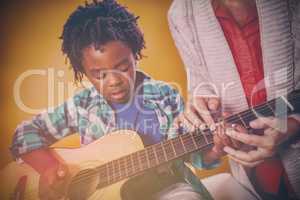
left=11, top=71, right=183, bottom=157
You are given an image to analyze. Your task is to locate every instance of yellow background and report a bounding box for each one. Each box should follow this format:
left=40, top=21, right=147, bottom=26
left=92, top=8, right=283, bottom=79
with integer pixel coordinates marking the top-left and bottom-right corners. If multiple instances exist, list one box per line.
left=0, top=0, right=228, bottom=176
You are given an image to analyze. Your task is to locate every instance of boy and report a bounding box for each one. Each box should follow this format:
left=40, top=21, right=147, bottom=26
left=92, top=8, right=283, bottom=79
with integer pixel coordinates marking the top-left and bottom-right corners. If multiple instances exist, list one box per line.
left=11, top=0, right=209, bottom=199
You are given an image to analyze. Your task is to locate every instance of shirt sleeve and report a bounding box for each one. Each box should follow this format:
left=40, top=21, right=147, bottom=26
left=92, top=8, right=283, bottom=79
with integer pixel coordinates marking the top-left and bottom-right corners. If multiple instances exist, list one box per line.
left=168, top=0, right=214, bottom=96
left=10, top=96, right=79, bottom=159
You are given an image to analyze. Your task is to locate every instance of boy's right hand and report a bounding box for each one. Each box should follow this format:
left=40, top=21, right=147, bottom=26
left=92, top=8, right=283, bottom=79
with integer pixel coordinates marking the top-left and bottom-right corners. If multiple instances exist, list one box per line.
left=20, top=149, right=72, bottom=200
left=38, top=162, right=71, bottom=200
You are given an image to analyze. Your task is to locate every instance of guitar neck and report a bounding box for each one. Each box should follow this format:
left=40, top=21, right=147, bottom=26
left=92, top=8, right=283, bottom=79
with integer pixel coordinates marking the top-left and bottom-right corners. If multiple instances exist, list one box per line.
left=94, top=89, right=300, bottom=189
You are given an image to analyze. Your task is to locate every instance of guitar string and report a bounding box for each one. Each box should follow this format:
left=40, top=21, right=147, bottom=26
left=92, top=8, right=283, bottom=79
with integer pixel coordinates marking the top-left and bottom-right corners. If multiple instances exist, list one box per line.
left=20, top=94, right=299, bottom=199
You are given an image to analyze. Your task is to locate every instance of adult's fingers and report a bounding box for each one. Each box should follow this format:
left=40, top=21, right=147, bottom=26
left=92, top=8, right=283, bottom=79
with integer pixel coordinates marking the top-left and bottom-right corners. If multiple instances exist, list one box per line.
left=173, top=113, right=195, bottom=132
left=207, top=97, right=220, bottom=111
left=216, top=123, right=233, bottom=147
left=225, top=128, right=271, bottom=148
left=230, top=124, right=247, bottom=149
left=192, top=97, right=215, bottom=125
left=249, top=117, right=279, bottom=130
left=212, top=134, right=224, bottom=154
left=227, top=155, right=264, bottom=168
left=184, top=104, right=203, bottom=128
left=223, top=146, right=273, bottom=163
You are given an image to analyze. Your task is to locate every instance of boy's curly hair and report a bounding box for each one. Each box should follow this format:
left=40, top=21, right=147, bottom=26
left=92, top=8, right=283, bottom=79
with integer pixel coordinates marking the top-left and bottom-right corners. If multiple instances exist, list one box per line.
left=60, top=0, right=145, bottom=82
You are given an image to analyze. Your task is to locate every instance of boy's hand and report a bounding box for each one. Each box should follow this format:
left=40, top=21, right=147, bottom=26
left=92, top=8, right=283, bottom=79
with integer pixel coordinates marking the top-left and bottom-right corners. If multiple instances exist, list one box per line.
left=20, top=149, right=72, bottom=199
left=39, top=162, right=71, bottom=200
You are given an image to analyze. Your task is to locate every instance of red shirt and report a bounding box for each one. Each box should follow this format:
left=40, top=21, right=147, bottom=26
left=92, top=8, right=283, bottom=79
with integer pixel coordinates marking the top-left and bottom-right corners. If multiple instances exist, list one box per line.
left=212, top=0, right=292, bottom=196
left=212, top=0, right=266, bottom=106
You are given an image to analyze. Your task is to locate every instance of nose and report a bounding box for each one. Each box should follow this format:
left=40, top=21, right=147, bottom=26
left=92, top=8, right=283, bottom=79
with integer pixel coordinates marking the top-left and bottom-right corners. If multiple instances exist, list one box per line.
left=106, top=72, right=122, bottom=87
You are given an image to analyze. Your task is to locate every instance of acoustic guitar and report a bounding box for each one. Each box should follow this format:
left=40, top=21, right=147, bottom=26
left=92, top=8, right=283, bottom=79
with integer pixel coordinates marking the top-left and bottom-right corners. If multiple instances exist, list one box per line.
left=1, top=89, right=299, bottom=200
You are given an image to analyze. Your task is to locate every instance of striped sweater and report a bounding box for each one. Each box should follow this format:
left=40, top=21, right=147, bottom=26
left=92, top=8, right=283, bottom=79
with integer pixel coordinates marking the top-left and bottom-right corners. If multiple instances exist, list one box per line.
left=168, top=0, right=300, bottom=199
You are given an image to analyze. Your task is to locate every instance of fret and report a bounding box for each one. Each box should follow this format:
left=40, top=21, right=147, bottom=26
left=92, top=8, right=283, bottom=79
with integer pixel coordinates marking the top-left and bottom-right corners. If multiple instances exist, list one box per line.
left=154, top=143, right=167, bottom=164
left=170, top=138, right=177, bottom=155
left=146, top=146, right=158, bottom=167
left=202, top=131, right=209, bottom=144
left=190, top=133, right=199, bottom=148
left=237, top=113, right=249, bottom=129
left=160, top=143, right=168, bottom=162
left=225, top=111, right=247, bottom=127
left=126, top=154, right=134, bottom=177
left=266, top=102, right=275, bottom=114
left=144, top=149, right=151, bottom=168
left=287, top=91, right=300, bottom=113
left=273, top=97, right=291, bottom=117
left=138, top=150, right=149, bottom=170
left=171, top=138, right=185, bottom=156
left=179, top=136, right=187, bottom=152
left=280, top=96, right=294, bottom=111
left=98, top=165, right=106, bottom=178
left=131, top=152, right=141, bottom=173
left=181, top=134, right=196, bottom=152
left=194, top=132, right=212, bottom=148
left=113, top=160, right=120, bottom=181
left=107, top=161, right=114, bottom=184
left=119, top=156, right=127, bottom=178
left=203, top=133, right=214, bottom=146
left=97, top=165, right=108, bottom=188
left=162, top=140, right=176, bottom=160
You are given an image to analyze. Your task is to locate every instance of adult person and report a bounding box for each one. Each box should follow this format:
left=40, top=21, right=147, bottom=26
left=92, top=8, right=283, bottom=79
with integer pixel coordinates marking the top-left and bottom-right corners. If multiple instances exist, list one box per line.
left=168, top=0, right=300, bottom=199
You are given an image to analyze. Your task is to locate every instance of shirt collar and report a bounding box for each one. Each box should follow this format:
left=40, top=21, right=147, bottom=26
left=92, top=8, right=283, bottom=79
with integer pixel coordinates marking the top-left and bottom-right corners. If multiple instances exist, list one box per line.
left=212, top=0, right=258, bottom=27
left=212, top=0, right=230, bottom=19
left=89, top=70, right=153, bottom=106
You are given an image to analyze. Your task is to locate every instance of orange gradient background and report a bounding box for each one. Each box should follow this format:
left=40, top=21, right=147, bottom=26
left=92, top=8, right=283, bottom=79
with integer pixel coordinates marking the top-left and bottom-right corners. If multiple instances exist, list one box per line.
left=0, top=0, right=228, bottom=177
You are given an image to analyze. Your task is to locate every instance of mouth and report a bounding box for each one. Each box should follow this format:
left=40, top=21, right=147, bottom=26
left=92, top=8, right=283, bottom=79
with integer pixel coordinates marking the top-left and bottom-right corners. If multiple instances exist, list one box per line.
left=110, top=90, right=127, bottom=100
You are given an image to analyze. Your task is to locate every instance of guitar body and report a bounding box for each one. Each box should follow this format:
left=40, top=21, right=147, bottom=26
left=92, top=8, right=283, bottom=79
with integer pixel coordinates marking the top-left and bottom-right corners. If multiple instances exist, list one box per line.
left=0, top=130, right=145, bottom=200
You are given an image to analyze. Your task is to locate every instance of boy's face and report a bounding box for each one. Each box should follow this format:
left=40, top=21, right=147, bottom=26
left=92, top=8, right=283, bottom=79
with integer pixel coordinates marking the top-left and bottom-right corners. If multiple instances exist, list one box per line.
left=82, top=41, right=136, bottom=104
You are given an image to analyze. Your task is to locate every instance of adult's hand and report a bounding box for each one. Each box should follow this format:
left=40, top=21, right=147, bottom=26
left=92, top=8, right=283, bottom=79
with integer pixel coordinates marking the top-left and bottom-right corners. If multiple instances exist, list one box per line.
left=173, top=95, right=236, bottom=164
left=223, top=117, right=300, bottom=167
